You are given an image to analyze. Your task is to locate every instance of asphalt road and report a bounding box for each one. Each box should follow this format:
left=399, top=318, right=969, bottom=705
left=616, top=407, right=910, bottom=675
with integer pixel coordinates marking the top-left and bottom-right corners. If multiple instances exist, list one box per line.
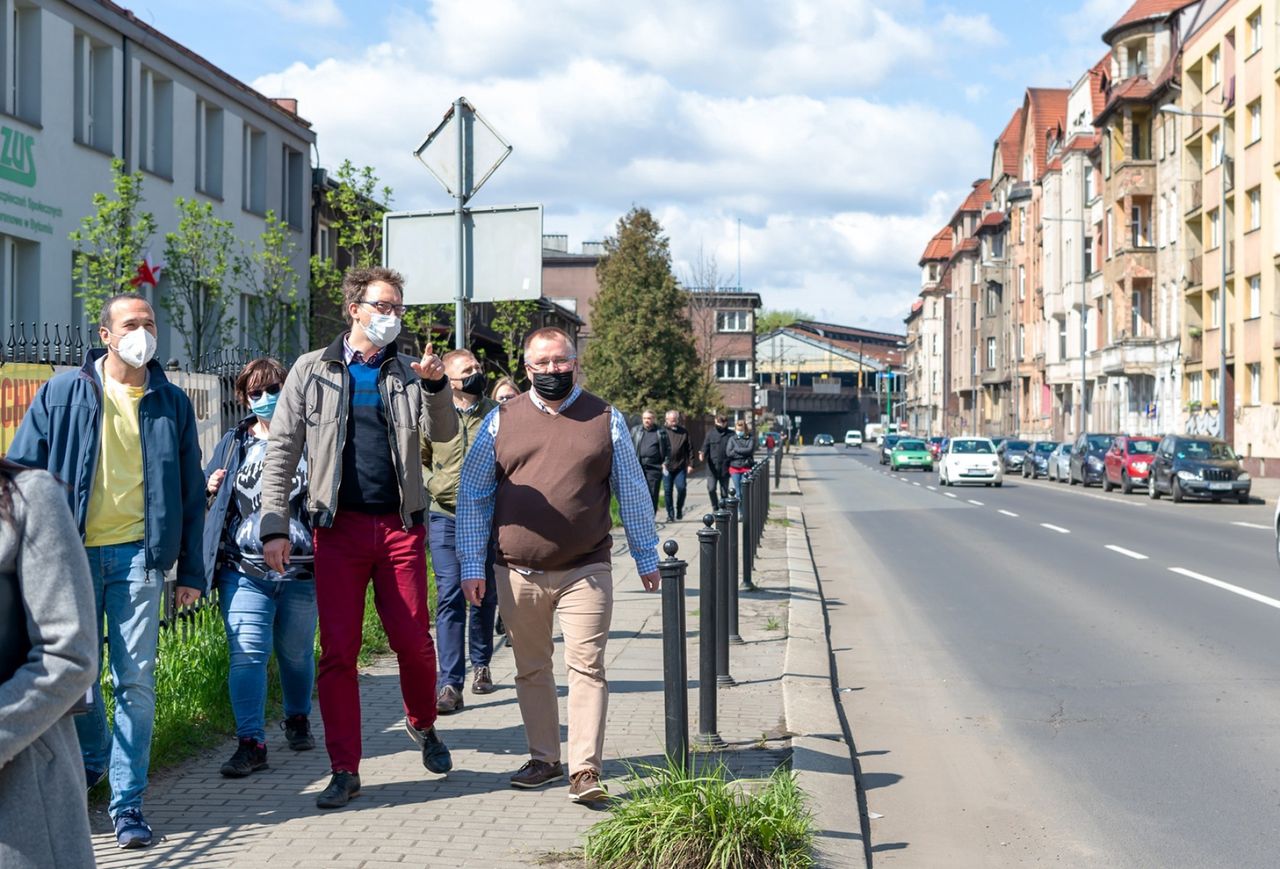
left=799, top=445, right=1280, bottom=868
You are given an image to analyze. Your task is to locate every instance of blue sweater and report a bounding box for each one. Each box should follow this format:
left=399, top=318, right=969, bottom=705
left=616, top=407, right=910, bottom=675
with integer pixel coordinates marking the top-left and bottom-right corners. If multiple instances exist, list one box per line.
left=6, top=349, right=206, bottom=590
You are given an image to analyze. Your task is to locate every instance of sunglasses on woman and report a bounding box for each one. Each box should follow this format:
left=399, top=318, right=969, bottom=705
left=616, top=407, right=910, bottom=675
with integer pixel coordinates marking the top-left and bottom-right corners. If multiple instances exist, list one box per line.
left=248, top=383, right=282, bottom=401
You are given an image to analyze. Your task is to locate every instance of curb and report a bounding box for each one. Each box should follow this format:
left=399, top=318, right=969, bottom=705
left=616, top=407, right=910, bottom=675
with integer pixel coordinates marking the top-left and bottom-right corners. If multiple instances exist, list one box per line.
left=782, top=504, right=868, bottom=868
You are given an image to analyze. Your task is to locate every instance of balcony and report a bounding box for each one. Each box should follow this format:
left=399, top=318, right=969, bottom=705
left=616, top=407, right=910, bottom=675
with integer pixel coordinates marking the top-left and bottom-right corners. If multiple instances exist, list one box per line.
left=1186, top=252, right=1203, bottom=287
left=1186, top=103, right=1203, bottom=139
left=1099, top=337, right=1157, bottom=376
left=1185, top=180, right=1203, bottom=214
left=1186, top=333, right=1203, bottom=362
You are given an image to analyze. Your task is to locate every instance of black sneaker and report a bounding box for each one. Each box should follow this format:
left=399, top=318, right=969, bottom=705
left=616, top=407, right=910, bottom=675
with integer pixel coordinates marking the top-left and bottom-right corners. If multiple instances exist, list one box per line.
left=315, top=771, right=361, bottom=809
left=113, top=807, right=153, bottom=849
left=220, top=738, right=268, bottom=778
left=405, top=720, right=453, bottom=775
left=281, top=714, right=315, bottom=751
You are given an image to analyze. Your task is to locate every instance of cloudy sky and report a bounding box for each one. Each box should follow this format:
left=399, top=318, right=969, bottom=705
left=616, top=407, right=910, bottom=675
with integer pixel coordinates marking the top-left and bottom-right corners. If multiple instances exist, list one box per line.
left=147, top=0, right=1133, bottom=333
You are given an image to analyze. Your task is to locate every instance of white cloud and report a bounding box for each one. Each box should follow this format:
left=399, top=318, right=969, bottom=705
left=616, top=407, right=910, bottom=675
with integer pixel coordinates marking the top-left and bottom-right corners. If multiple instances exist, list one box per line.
left=264, top=0, right=344, bottom=27
left=964, top=83, right=988, bottom=103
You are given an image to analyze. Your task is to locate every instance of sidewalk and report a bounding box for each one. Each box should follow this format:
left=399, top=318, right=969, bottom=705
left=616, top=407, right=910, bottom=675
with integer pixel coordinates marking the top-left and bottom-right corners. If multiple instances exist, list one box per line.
left=90, top=469, right=837, bottom=868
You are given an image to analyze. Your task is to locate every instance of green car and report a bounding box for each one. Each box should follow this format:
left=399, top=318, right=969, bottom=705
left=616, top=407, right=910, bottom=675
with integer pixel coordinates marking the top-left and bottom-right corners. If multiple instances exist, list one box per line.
left=891, top=438, right=933, bottom=471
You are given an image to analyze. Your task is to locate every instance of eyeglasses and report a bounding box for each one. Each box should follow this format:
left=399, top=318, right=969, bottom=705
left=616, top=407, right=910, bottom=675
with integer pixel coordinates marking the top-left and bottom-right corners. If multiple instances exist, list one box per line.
left=496, top=394, right=516, bottom=403
left=359, top=299, right=408, bottom=317
left=248, top=383, right=282, bottom=401
left=524, top=357, right=576, bottom=373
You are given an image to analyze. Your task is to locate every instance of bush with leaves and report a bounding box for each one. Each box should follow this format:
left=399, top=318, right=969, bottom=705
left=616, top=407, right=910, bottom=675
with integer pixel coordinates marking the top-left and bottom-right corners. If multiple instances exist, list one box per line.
left=235, top=210, right=302, bottom=358
left=161, top=198, right=236, bottom=362
left=70, top=158, right=158, bottom=327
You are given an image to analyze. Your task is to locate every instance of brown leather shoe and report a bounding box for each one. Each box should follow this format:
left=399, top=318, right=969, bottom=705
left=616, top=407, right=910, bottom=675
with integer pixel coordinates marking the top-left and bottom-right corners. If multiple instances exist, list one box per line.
left=510, top=759, right=565, bottom=789
left=568, top=768, right=608, bottom=803
left=472, top=666, right=494, bottom=695
left=436, top=685, right=464, bottom=715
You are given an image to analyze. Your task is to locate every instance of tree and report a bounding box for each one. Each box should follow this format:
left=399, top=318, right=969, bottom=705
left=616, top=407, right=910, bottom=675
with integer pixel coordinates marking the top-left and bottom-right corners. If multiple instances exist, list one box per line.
left=584, top=207, right=704, bottom=415
left=234, top=210, right=301, bottom=358
left=487, top=299, right=540, bottom=384
left=681, top=245, right=731, bottom=414
left=162, top=197, right=235, bottom=362
left=756, top=308, right=814, bottom=334
left=69, top=158, right=158, bottom=326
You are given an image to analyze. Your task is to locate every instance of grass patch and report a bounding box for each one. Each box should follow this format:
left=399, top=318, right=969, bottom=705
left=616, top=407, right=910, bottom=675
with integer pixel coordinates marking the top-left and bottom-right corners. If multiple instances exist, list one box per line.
left=766, top=517, right=791, bottom=527
left=583, top=760, right=814, bottom=869
left=764, top=617, right=782, bottom=631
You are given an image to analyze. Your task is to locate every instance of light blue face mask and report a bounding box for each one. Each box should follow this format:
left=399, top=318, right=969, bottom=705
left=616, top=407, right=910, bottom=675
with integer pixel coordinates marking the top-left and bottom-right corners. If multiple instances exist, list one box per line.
left=250, top=392, right=278, bottom=421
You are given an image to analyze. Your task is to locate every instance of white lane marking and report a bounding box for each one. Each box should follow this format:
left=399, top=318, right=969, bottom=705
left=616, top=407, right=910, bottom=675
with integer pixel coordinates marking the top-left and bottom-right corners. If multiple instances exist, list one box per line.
left=1232, top=521, right=1271, bottom=530
left=1169, top=567, right=1280, bottom=610
left=944, top=492, right=958, bottom=499
left=1040, top=523, right=1070, bottom=534
left=926, top=486, right=937, bottom=491
left=1105, top=544, right=1148, bottom=560
left=913, top=482, right=922, bottom=487
left=967, top=499, right=984, bottom=506
left=998, top=509, right=1018, bottom=517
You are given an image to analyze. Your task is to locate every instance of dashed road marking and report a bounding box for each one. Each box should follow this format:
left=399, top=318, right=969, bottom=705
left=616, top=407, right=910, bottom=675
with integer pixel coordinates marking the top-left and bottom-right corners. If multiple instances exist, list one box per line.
left=1169, top=567, right=1280, bottom=610
left=926, top=486, right=937, bottom=491
left=944, top=492, right=958, bottom=499
left=1105, top=544, right=1148, bottom=560
left=967, top=499, right=984, bottom=506
left=913, top=482, right=922, bottom=487
left=1040, top=523, right=1070, bottom=534
left=997, top=509, right=1018, bottom=517
left=1231, top=521, right=1271, bottom=530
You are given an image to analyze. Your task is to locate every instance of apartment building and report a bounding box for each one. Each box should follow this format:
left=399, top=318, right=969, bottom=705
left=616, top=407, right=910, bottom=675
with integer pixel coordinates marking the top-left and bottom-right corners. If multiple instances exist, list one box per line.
left=0, top=0, right=315, bottom=364
left=945, top=180, right=992, bottom=434
left=908, top=225, right=953, bottom=436
left=687, top=286, right=762, bottom=420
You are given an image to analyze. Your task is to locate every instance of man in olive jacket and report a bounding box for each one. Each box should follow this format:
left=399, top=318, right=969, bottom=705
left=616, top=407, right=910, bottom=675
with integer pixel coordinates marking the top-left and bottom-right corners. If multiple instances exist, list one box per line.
left=423, top=349, right=500, bottom=714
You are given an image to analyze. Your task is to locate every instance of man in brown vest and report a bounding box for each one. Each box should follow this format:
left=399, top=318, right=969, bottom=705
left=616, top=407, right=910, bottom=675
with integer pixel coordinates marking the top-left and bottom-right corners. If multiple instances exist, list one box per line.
left=455, top=327, right=660, bottom=803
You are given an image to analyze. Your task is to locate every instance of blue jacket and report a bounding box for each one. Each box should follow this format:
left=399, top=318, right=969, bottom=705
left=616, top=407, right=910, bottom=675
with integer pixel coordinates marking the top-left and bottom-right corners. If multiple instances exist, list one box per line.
left=7, top=349, right=206, bottom=590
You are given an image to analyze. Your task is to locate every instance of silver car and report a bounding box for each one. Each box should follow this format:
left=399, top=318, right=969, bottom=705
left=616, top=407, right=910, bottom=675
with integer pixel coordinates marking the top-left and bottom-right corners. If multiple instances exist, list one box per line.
left=1047, top=442, right=1072, bottom=482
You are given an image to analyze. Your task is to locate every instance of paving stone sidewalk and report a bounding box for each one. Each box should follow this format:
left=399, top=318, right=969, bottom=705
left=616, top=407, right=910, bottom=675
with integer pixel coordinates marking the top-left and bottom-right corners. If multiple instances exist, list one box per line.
left=90, top=476, right=804, bottom=869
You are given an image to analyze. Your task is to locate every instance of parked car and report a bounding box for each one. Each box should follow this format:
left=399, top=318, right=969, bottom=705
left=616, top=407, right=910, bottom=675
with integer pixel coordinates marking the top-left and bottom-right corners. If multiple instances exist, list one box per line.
left=927, top=436, right=945, bottom=460
left=998, top=439, right=1032, bottom=474
left=879, top=434, right=903, bottom=465
left=814, top=433, right=835, bottom=446
left=844, top=430, right=863, bottom=448
left=1102, top=436, right=1159, bottom=494
left=938, top=437, right=1002, bottom=487
left=890, top=438, right=933, bottom=472
left=1148, top=435, right=1251, bottom=503
left=1022, top=441, right=1059, bottom=479
left=1047, top=442, right=1072, bottom=482
left=1069, top=433, right=1118, bottom=487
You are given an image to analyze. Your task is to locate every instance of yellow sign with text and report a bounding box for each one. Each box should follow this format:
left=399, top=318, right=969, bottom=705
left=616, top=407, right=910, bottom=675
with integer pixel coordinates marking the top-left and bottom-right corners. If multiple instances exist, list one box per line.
left=0, top=362, right=54, bottom=454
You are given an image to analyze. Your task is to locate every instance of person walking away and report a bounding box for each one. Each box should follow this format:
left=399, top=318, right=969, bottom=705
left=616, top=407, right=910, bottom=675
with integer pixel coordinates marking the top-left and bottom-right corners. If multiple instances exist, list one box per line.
left=260, top=266, right=458, bottom=809
left=425, top=349, right=500, bottom=715
left=7, top=292, right=205, bottom=849
left=699, top=414, right=731, bottom=510
left=661, top=410, right=693, bottom=521
left=630, top=409, right=667, bottom=515
left=0, top=462, right=100, bottom=868
left=726, top=419, right=756, bottom=503
left=457, top=327, right=660, bottom=804
left=204, top=358, right=318, bottom=779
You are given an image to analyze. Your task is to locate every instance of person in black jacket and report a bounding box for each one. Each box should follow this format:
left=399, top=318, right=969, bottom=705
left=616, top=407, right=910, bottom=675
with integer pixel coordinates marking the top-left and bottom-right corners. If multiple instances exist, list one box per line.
left=699, top=414, right=732, bottom=509
left=630, top=409, right=668, bottom=514
left=726, top=419, right=756, bottom=505
left=661, top=410, right=694, bottom=521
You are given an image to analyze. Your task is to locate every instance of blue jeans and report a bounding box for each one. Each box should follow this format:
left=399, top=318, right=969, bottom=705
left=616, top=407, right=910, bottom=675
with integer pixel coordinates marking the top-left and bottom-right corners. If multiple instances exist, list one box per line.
left=430, top=513, right=497, bottom=690
left=77, top=541, right=162, bottom=817
left=662, top=468, right=687, bottom=518
left=216, top=570, right=317, bottom=742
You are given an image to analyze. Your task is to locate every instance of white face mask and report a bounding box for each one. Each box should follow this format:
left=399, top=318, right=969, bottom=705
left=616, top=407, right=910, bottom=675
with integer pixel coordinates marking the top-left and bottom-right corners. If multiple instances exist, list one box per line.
left=363, top=313, right=401, bottom=349
left=110, top=328, right=157, bottom=369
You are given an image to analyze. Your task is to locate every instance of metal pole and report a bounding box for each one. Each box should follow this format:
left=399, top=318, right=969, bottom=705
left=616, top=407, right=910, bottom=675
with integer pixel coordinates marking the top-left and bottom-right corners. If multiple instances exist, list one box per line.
left=1219, top=137, right=1228, bottom=442
left=714, top=507, right=734, bottom=686
left=658, top=540, right=689, bottom=770
left=725, top=495, right=742, bottom=644
left=741, top=474, right=754, bottom=589
left=774, top=439, right=781, bottom=488
left=453, top=97, right=467, bottom=350
left=695, top=516, right=724, bottom=748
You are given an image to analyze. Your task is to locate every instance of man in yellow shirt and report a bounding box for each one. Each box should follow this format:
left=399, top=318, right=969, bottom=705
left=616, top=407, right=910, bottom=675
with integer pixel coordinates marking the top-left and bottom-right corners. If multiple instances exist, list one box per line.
left=9, top=293, right=206, bottom=849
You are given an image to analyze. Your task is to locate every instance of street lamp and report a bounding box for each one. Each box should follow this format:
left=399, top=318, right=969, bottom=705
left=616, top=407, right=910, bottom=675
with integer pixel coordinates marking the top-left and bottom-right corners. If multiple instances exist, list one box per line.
left=1161, top=104, right=1229, bottom=441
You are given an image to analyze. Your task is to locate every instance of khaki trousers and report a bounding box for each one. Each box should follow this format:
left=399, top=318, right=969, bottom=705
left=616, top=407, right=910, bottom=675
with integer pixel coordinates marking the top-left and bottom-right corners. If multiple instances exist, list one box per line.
left=494, top=561, right=613, bottom=775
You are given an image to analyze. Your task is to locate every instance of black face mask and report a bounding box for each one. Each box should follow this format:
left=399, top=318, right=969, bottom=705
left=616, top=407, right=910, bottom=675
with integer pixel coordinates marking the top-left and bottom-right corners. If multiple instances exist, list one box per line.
left=532, top=370, right=574, bottom=401
left=458, top=371, right=486, bottom=396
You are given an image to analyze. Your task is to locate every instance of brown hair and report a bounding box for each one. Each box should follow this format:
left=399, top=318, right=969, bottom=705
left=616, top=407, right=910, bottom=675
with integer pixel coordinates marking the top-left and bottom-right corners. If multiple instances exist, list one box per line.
left=490, top=377, right=520, bottom=401
left=522, top=326, right=574, bottom=355
left=442, top=348, right=478, bottom=367
left=99, top=292, right=153, bottom=331
left=341, top=266, right=404, bottom=324
left=235, top=357, right=287, bottom=407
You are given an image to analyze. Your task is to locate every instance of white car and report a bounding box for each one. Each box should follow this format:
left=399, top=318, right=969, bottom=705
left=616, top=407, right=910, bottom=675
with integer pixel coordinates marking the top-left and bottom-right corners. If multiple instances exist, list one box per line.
left=844, top=430, right=863, bottom=448
left=938, top=437, right=1003, bottom=487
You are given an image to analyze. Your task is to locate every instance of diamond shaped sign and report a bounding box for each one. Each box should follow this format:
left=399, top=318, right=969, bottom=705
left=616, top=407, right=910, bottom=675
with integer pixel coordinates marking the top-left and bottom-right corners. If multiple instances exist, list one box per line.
left=414, top=98, right=512, bottom=202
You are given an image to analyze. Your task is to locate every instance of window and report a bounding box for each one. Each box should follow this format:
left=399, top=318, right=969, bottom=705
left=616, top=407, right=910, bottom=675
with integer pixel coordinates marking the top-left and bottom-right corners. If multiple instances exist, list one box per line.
left=73, top=32, right=112, bottom=152
left=242, top=124, right=266, bottom=214
left=1018, top=264, right=1026, bottom=300
left=281, top=145, right=304, bottom=228
left=1210, top=127, right=1223, bottom=166
left=1084, top=166, right=1095, bottom=201
left=1249, top=186, right=1261, bottom=230
left=1189, top=371, right=1203, bottom=403
left=1210, top=208, right=1221, bottom=248
left=1250, top=274, right=1262, bottom=317
left=195, top=99, right=223, bottom=197
left=1249, top=100, right=1262, bottom=143
left=1106, top=210, right=1114, bottom=258
left=1105, top=295, right=1114, bottom=344
left=138, top=68, right=173, bottom=177
left=990, top=234, right=1004, bottom=259
left=1084, top=236, right=1094, bottom=274
left=1249, top=362, right=1261, bottom=404
left=986, top=337, right=996, bottom=369
left=716, top=359, right=750, bottom=381
left=317, top=222, right=333, bottom=261
left=986, top=286, right=998, bottom=315
left=1210, top=289, right=1220, bottom=327
left=1249, top=10, right=1262, bottom=53
left=2, top=3, right=40, bottom=124
left=1019, top=208, right=1025, bottom=243
left=1209, top=368, right=1220, bottom=399
left=1210, top=47, right=1221, bottom=85
left=0, top=232, right=38, bottom=325
left=1018, top=325, right=1025, bottom=358
left=716, top=310, right=751, bottom=332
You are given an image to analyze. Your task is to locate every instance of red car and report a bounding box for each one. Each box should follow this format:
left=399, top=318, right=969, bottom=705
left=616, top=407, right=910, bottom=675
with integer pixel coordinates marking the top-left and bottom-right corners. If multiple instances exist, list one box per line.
left=1102, top=436, right=1160, bottom=493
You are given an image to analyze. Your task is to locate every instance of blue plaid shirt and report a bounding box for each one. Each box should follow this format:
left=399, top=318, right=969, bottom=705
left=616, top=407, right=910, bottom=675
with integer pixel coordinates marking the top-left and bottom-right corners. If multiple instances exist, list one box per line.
left=456, top=385, right=659, bottom=580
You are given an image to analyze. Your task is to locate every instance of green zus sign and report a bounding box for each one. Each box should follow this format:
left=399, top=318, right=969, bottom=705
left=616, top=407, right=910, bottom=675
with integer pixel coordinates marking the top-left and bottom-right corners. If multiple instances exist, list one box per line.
left=0, top=123, right=60, bottom=236
left=0, top=125, right=35, bottom=187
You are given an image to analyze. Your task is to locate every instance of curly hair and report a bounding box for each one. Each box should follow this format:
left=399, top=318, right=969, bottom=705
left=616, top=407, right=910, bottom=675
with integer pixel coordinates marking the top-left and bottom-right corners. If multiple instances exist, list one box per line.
left=341, top=266, right=404, bottom=324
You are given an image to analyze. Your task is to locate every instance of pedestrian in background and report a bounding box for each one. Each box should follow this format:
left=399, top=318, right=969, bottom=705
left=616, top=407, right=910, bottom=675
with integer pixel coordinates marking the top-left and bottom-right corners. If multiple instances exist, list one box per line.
left=631, top=409, right=668, bottom=515
left=425, top=349, right=500, bottom=715
left=491, top=377, right=520, bottom=404
left=204, top=358, right=318, bottom=780
left=457, top=327, right=660, bottom=804
left=260, top=266, right=458, bottom=809
left=661, top=409, right=693, bottom=521
left=8, top=292, right=205, bottom=849
left=726, top=419, right=756, bottom=502
left=0, top=462, right=99, bottom=869
left=699, top=413, right=732, bottom=510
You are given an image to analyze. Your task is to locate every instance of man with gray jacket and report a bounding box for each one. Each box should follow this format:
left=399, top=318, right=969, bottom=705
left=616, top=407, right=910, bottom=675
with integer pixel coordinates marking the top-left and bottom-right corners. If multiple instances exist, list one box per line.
left=260, top=266, right=458, bottom=809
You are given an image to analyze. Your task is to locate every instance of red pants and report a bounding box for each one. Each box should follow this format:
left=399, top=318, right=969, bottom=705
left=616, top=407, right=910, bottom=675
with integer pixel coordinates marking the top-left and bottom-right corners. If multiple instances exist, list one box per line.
left=313, top=512, right=438, bottom=773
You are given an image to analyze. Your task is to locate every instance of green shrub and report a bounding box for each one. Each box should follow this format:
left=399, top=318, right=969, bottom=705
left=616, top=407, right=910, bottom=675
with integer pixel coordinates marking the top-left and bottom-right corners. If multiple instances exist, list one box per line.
left=583, top=760, right=815, bottom=869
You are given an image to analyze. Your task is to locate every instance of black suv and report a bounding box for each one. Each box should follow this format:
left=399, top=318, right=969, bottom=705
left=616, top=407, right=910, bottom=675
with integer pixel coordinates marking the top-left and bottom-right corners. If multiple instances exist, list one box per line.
left=1069, top=433, right=1118, bottom=487
left=1148, top=435, right=1251, bottom=503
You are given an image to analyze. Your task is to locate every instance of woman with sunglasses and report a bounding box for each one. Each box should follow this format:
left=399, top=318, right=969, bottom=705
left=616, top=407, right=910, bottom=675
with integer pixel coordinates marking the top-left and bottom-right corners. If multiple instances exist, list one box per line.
left=490, top=377, right=520, bottom=404
left=203, top=358, right=318, bottom=778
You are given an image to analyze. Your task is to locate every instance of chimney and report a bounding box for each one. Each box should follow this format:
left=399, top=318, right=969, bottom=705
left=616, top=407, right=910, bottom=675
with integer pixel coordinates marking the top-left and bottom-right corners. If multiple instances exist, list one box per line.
left=542, top=234, right=568, bottom=253
left=273, top=98, right=299, bottom=115
left=581, top=241, right=605, bottom=256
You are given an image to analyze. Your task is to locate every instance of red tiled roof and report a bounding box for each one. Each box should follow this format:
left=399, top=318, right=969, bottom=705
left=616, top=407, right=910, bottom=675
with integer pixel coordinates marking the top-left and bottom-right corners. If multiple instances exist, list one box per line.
left=953, top=180, right=992, bottom=220
left=1103, top=0, right=1197, bottom=44
left=919, top=225, right=953, bottom=264
left=1089, top=54, right=1110, bottom=122
left=949, top=237, right=980, bottom=260
left=911, top=298, right=924, bottom=313
left=996, top=109, right=1024, bottom=177
left=979, top=211, right=1006, bottom=229
left=1023, top=88, right=1069, bottom=180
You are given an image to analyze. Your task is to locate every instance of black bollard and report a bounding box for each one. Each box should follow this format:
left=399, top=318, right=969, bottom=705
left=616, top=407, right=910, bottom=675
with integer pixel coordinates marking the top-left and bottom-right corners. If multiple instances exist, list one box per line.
left=658, top=540, right=689, bottom=771
left=724, top=494, right=742, bottom=644
left=740, top=473, right=755, bottom=590
left=713, top=507, right=734, bottom=686
left=695, top=515, right=724, bottom=749
left=774, top=443, right=782, bottom=488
